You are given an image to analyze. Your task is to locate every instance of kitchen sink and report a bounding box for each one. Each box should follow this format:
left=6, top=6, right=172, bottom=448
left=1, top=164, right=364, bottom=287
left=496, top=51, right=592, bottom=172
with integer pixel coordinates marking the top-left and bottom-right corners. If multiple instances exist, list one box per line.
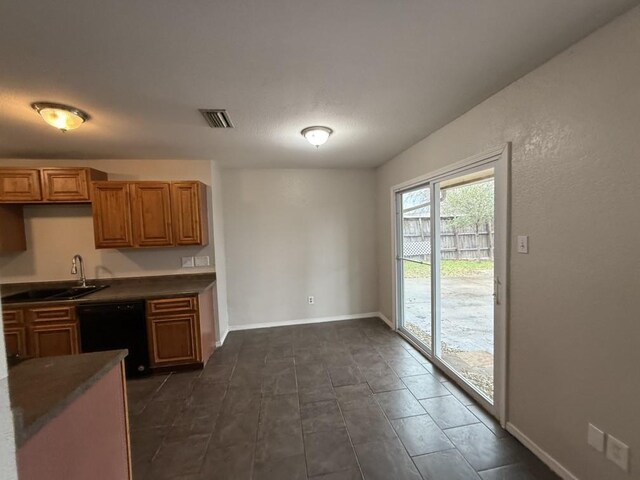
left=2, top=285, right=108, bottom=303
left=54, top=285, right=109, bottom=300
left=2, top=288, right=70, bottom=302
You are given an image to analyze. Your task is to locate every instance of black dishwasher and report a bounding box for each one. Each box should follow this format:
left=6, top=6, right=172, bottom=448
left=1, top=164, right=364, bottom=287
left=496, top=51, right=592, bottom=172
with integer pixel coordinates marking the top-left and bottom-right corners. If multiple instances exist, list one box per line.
left=77, top=301, right=150, bottom=377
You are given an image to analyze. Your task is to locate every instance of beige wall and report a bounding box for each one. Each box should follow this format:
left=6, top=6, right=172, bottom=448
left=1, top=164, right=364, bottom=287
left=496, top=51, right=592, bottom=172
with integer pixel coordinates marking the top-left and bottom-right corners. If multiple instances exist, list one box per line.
left=0, top=159, right=215, bottom=283
left=222, top=168, right=377, bottom=328
left=376, top=7, right=640, bottom=480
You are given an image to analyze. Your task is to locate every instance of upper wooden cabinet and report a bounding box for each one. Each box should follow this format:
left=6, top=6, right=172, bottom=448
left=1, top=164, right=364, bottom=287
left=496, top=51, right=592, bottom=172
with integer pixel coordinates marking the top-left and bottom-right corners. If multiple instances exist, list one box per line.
left=0, top=167, right=107, bottom=203
left=92, top=182, right=135, bottom=248
left=41, top=168, right=107, bottom=202
left=0, top=168, right=42, bottom=202
left=171, top=182, right=209, bottom=246
left=131, top=182, right=174, bottom=247
left=92, top=181, right=208, bottom=249
left=0, top=205, right=27, bottom=253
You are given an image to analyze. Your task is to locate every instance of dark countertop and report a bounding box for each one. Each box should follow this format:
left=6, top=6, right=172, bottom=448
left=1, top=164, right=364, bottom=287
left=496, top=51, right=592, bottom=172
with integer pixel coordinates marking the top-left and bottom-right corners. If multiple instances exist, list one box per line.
left=9, top=350, right=127, bottom=447
left=0, top=273, right=216, bottom=307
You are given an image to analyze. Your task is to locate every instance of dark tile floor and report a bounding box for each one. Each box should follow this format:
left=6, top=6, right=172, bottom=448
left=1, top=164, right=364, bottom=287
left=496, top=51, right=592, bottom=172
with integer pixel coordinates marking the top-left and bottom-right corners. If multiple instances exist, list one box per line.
left=127, top=318, right=559, bottom=480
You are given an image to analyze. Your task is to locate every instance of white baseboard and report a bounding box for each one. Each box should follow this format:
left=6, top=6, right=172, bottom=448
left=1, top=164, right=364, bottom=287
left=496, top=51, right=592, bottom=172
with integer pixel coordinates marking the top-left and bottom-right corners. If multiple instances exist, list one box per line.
left=506, top=423, right=579, bottom=480
left=215, top=328, right=229, bottom=347
left=376, top=312, right=395, bottom=329
left=228, top=312, right=381, bottom=331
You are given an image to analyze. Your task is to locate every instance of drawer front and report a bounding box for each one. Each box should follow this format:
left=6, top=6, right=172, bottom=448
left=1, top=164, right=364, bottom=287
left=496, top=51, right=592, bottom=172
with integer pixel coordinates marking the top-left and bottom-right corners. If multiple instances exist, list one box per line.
left=28, top=305, right=75, bottom=323
left=147, top=296, right=197, bottom=315
left=2, top=308, right=24, bottom=326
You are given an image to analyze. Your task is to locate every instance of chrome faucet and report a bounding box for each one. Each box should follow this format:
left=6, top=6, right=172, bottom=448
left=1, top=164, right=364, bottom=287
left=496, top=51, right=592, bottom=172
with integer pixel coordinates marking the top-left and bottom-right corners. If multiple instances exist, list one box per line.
left=71, top=254, right=87, bottom=287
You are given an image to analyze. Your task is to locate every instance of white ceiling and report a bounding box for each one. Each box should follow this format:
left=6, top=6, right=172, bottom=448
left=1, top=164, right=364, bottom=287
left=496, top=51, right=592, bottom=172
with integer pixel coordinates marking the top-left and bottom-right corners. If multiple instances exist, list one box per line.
left=0, top=0, right=637, bottom=167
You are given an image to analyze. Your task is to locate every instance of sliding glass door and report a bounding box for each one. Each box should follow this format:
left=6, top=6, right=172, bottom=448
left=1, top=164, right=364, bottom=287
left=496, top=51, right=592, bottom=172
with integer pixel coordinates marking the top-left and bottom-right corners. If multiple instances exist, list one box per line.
left=435, top=168, right=495, bottom=401
left=395, top=151, right=507, bottom=417
left=397, top=185, right=433, bottom=352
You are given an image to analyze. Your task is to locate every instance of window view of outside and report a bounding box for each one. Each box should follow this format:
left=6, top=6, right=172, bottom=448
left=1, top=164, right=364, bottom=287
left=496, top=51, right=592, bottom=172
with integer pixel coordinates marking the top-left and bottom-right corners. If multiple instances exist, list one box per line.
left=401, top=176, right=495, bottom=400
left=401, top=187, right=432, bottom=348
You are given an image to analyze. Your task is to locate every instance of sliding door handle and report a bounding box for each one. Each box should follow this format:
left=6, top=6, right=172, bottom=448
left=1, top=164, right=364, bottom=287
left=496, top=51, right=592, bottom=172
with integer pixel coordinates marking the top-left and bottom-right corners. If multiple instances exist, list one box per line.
left=493, top=277, right=501, bottom=305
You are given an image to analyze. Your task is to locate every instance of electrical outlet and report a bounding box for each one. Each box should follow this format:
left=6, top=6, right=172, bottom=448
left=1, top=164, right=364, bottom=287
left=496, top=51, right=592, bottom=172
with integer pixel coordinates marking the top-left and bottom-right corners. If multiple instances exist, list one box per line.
left=606, top=434, right=629, bottom=471
left=587, top=424, right=605, bottom=452
left=181, top=256, right=195, bottom=268
left=194, top=255, right=210, bottom=267
left=517, top=235, right=529, bottom=254
left=308, top=296, right=315, bottom=305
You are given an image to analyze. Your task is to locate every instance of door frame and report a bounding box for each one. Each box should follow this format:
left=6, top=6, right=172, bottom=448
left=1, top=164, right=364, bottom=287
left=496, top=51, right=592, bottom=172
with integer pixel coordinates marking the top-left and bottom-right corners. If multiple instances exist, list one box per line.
left=390, top=143, right=511, bottom=425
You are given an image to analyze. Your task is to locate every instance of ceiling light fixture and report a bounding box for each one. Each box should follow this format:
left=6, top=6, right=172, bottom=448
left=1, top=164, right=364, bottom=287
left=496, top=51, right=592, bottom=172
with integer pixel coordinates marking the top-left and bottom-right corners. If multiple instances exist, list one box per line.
left=31, top=102, right=90, bottom=132
left=301, top=126, right=333, bottom=147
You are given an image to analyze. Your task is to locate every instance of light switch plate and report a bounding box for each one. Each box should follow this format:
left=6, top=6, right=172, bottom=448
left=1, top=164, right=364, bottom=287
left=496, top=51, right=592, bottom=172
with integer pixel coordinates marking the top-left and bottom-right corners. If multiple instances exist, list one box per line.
left=182, top=256, right=195, bottom=268
left=194, top=255, right=210, bottom=267
left=606, top=434, right=629, bottom=471
left=587, top=424, right=605, bottom=452
left=517, top=235, right=529, bottom=254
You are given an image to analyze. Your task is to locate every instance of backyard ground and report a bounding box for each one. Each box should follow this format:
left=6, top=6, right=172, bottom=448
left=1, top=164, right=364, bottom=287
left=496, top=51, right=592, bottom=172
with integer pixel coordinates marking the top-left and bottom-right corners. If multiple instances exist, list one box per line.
left=402, top=259, right=494, bottom=398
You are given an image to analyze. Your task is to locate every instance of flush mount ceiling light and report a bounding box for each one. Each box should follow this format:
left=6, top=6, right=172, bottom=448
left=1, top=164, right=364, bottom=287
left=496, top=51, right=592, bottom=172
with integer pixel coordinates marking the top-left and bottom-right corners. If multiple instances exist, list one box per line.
left=301, top=126, right=333, bottom=147
left=31, top=102, right=90, bottom=132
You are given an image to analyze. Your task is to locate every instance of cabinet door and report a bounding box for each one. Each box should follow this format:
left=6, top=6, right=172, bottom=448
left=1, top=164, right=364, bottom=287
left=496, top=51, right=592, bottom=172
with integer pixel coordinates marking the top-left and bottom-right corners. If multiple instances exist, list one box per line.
left=171, top=182, right=208, bottom=246
left=41, top=168, right=91, bottom=202
left=131, top=182, right=173, bottom=247
left=30, top=322, right=80, bottom=357
left=0, top=168, right=42, bottom=202
left=92, top=182, right=134, bottom=248
left=147, top=314, right=200, bottom=366
left=4, top=327, right=28, bottom=357
left=0, top=205, right=27, bottom=253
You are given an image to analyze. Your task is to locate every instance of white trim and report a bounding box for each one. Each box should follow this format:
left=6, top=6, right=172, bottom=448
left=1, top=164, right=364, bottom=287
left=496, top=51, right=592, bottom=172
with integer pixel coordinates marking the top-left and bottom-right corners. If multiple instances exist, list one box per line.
left=506, top=423, right=579, bottom=480
left=215, top=328, right=229, bottom=347
left=376, top=312, right=394, bottom=329
left=391, top=145, right=506, bottom=193
left=495, top=143, right=511, bottom=426
left=228, top=312, right=381, bottom=331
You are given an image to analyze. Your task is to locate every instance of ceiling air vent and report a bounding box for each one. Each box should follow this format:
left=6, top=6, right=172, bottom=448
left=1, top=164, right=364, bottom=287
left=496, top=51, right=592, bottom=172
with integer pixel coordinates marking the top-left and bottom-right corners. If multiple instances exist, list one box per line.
left=199, top=109, right=234, bottom=128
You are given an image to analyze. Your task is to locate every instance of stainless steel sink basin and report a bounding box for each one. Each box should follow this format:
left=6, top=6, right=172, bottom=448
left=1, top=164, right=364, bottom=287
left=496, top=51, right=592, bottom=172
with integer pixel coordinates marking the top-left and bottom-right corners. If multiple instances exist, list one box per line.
left=2, top=288, right=70, bottom=302
left=2, top=285, right=108, bottom=303
left=53, top=285, right=109, bottom=300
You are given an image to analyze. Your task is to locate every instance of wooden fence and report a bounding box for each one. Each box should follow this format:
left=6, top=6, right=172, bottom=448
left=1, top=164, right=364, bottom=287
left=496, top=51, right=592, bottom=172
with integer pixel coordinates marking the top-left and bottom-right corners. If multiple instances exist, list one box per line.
left=403, top=216, right=494, bottom=261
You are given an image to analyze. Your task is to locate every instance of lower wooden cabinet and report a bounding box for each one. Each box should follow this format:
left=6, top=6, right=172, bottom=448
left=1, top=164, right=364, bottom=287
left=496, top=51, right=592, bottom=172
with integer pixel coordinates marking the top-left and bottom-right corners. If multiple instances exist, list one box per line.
left=2, top=288, right=216, bottom=370
left=30, top=322, right=80, bottom=357
left=146, top=296, right=202, bottom=368
left=148, top=313, right=200, bottom=366
left=146, top=291, right=215, bottom=369
left=3, top=305, right=80, bottom=359
left=4, top=326, right=27, bottom=357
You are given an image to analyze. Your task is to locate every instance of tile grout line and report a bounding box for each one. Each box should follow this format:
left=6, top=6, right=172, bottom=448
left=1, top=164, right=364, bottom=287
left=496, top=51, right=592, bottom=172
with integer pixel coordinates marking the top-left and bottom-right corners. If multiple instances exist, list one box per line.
left=249, top=350, right=267, bottom=480
left=197, top=361, right=235, bottom=477
left=393, top=330, right=523, bottom=476
left=330, top=358, right=368, bottom=480
left=292, top=352, right=313, bottom=480
left=367, top=345, right=430, bottom=480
